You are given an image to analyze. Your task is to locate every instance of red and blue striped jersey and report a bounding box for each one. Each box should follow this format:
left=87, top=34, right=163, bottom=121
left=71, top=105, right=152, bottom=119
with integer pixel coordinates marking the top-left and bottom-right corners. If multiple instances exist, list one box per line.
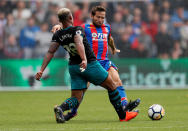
left=81, top=23, right=111, bottom=60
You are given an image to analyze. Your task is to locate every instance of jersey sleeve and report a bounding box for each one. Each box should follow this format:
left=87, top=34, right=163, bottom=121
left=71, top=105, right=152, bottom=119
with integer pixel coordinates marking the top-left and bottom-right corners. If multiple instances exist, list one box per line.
left=51, top=32, right=61, bottom=43
left=73, top=26, right=85, bottom=37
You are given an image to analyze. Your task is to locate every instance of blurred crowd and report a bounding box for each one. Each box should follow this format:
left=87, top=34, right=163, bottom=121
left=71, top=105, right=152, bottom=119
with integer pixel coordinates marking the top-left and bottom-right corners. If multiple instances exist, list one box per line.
left=0, top=0, right=188, bottom=59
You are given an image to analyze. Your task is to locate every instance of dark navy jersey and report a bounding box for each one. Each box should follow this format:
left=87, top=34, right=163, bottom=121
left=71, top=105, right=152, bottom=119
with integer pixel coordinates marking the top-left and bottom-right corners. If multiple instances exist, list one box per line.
left=51, top=26, right=96, bottom=65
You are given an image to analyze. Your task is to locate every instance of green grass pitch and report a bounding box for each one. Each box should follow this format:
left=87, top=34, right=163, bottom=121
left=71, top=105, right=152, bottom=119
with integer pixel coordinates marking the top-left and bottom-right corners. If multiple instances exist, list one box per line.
left=0, top=89, right=188, bottom=131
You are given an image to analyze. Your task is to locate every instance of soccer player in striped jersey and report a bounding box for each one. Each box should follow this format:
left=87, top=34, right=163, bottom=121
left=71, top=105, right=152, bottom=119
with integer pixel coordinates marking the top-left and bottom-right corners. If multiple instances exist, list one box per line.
left=52, top=6, right=140, bottom=121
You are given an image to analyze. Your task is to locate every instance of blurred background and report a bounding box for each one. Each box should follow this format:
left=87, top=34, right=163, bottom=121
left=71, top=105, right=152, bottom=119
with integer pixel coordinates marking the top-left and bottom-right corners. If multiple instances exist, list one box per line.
left=0, top=0, right=188, bottom=90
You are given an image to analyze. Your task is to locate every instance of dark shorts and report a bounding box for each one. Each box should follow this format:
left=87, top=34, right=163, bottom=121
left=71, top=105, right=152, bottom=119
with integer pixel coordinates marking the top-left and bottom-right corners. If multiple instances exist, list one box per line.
left=98, top=60, right=118, bottom=71
left=69, top=61, right=108, bottom=90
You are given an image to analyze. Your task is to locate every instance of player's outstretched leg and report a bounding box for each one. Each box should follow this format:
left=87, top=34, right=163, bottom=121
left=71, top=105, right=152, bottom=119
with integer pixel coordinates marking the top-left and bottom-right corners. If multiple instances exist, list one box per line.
left=101, top=74, right=139, bottom=121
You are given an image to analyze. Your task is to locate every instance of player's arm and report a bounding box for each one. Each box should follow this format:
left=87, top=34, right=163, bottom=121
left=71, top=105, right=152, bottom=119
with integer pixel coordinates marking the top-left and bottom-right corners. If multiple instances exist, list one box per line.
left=108, top=36, right=120, bottom=55
left=74, top=34, right=87, bottom=69
left=35, top=42, right=60, bottom=81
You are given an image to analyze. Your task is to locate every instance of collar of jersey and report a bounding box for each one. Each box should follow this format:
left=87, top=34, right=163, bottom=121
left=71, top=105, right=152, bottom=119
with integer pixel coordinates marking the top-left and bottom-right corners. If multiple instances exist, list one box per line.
left=90, top=23, right=104, bottom=28
left=62, top=26, right=73, bottom=30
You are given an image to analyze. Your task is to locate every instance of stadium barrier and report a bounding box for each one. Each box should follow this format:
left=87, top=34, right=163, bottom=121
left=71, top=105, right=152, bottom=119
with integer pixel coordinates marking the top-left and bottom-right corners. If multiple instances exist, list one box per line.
left=0, top=59, right=187, bottom=90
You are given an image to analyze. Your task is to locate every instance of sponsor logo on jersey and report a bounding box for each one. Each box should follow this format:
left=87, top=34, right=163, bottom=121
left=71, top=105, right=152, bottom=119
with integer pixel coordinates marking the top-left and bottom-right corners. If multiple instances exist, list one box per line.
left=91, top=33, right=108, bottom=41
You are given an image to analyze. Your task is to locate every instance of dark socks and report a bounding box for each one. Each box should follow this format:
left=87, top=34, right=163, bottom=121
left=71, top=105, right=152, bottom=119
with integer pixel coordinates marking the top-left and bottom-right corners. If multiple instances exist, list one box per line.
left=108, top=89, right=126, bottom=119
left=60, top=97, right=79, bottom=112
left=70, top=91, right=85, bottom=114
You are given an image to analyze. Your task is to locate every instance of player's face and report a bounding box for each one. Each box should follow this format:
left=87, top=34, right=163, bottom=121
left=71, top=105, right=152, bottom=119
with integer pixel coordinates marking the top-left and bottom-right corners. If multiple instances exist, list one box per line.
left=92, top=11, right=105, bottom=27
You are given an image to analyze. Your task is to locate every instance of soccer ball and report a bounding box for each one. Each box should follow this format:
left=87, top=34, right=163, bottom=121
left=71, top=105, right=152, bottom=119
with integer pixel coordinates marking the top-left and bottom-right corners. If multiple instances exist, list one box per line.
left=148, top=104, right=165, bottom=120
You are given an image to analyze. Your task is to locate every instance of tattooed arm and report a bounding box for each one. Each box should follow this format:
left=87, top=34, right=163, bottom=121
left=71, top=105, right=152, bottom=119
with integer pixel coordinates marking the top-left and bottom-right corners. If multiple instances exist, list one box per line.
left=35, top=42, right=60, bottom=81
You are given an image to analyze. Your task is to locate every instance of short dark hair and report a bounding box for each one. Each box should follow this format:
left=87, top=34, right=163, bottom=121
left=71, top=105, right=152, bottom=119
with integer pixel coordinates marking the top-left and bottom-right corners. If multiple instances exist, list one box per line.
left=57, top=8, right=71, bottom=23
left=91, top=6, right=106, bottom=16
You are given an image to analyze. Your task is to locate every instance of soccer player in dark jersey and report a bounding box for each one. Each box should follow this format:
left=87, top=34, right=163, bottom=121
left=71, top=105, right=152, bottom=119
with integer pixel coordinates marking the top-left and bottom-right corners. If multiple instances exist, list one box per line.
left=52, top=6, right=140, bottom=121
left=35, top=8, right=138, bottom=123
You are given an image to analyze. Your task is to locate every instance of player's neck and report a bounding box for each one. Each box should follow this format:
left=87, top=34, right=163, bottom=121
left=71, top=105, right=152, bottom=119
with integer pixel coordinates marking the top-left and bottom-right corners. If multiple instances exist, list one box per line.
left=62, top=23, right=73, bottom=29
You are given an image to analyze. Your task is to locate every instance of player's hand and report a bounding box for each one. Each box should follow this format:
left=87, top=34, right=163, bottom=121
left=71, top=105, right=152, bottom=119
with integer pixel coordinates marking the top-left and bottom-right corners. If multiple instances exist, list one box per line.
left=112, top=48, right=120, bottom=55
left=80, top=60, right=87, bottom=71
left=35, top=71, right=43, bottom=81
left=51, top=24, right=62, bottom=33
